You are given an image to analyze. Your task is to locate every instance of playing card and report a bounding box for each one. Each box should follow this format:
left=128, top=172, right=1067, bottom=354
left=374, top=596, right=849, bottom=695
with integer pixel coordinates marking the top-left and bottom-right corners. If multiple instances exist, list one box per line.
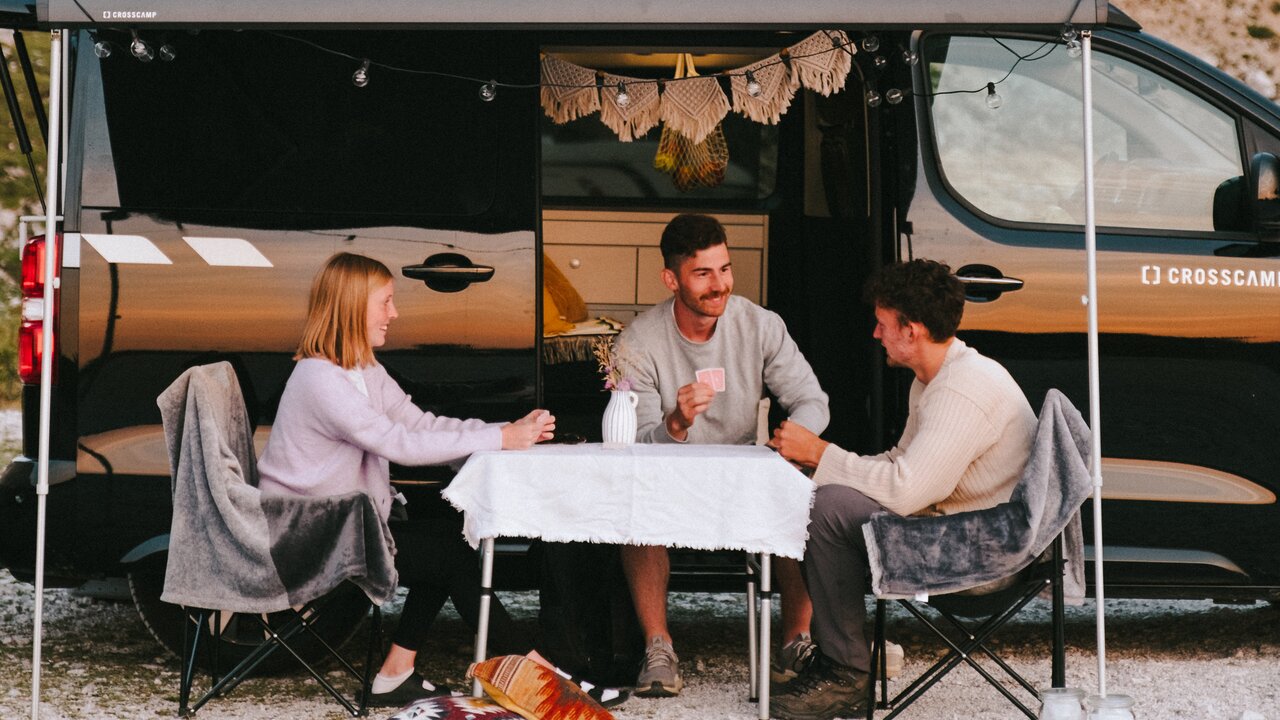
left=696, top=367, right=726, bottom=392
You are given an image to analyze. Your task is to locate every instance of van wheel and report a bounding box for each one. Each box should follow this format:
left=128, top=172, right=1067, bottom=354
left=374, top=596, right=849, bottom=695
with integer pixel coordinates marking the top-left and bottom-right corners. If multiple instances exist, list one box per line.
left=127, top=556, right=377, bottom=673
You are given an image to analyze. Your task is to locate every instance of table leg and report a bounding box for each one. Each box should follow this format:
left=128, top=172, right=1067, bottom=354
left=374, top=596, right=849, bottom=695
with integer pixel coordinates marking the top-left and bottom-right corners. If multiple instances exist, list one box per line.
left=746, top=556, right=759, bottom=703
left=473, top=537, right=495, bottom=698
left=758, top=553, right=772, bottom=720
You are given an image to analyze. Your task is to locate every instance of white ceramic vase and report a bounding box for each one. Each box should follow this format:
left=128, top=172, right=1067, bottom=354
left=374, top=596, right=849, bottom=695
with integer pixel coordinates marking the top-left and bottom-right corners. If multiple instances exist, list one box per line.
left=601, top=390, right=639, bottom=447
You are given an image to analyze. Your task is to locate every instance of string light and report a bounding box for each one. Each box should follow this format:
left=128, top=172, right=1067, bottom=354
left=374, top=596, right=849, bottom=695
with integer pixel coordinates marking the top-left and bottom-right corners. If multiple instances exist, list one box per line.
left=885, top=88, right=905, bottom=105
left=861, top=35, right=880, bottom=53
left=352, top=59, right=370, bottom=87
left=744, top=70, right=762, bottom=97
left=1066, top=38, right=1083, bottom=58
left=159, top=43, right=176, bottom=62
left=615, top=81, right=631, bottom=108
left=873, top=55, right=887, bottom=69
left=866, top=88, right=883, bottom=108
left=985, top=81, right=1003, bottom=109
left=901, top=48, right=919, bottom=66
left=479, top=80, right=497, bottom=102
left=130, top=32, right=154, bottom=62
left=93, top=40, right=112, bottom=59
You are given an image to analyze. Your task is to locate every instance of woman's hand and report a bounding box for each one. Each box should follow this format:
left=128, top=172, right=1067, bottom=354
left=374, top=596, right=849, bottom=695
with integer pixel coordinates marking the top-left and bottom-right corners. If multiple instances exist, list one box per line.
left=501, top=409, right=556, bottom=449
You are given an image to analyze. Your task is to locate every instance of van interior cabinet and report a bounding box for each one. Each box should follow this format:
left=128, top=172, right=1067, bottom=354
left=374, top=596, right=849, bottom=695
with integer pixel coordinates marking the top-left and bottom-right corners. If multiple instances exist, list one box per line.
left=542, top=209, right=768, bottom=322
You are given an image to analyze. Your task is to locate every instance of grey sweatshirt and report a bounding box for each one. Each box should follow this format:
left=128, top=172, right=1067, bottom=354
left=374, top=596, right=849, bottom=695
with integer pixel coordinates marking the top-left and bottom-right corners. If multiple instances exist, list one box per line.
left=617, top=296, right=829, bottom=445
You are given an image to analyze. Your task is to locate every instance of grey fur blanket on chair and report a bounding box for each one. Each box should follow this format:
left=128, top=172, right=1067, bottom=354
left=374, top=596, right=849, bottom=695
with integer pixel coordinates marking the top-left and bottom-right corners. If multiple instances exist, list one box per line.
left=863, top=389, right=1092, bottom=602
left=157, top=362, right=398, bottom=614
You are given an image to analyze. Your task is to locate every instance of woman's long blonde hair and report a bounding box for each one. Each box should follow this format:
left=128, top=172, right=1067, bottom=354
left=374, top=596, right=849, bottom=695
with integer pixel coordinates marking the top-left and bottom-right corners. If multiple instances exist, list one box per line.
left=295, top=252, right=393, bottom=369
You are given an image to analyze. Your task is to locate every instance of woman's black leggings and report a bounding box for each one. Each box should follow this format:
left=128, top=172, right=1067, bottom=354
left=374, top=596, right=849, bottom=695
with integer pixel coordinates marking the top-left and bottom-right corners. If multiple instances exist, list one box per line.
left=388, top=523, right=530, bottom=654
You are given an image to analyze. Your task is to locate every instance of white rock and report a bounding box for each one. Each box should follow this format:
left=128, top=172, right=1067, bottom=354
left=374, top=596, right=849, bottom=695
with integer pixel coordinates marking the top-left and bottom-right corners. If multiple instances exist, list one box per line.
left=1245, top=68, right=1276, bottom=98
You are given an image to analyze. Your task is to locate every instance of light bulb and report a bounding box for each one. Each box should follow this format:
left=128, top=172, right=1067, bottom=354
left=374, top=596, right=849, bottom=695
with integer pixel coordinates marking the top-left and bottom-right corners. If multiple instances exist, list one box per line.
left=93, top=41, right=112, bottom=59
left=873, top=55, right=887, bottom=69
left=1061, top=24, right=1078, bottom=43
left=745, top=70, right=762, bottom=98
left=866, top=89, right=883, bottom=108
left=479, top=81, right=497, bottom=102
left=615, top=81, right=631, bottom=108
left=886, top=88, right=905, bottom=105
left=1066, top=39, right=1083, bottom=58
left=902, top=49, right=918, bottom=66
left=130, top=34, right=154, bottom=62
left=985, top=82, right=1003, bottom=109
left=861, top=35, right=880, bottom=53
left=352, top=59, right=370, bottom=88
left=159, top=44, right=176, bottom=62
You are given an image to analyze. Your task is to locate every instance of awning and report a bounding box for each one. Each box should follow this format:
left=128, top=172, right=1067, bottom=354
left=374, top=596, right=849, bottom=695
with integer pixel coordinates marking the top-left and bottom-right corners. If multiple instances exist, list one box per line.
left=38, top=0, right=1111, bottom=30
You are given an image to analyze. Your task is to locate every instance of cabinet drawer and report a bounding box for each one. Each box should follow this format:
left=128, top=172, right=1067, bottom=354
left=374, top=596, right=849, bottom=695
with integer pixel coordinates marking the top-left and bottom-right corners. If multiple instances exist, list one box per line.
left=636, top=247, right=762, bottom=305
left=545, top=245, right=637, bottom=305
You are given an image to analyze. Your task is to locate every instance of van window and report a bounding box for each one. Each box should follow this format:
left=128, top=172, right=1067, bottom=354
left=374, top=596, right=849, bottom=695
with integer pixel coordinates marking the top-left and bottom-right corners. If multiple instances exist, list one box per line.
left=924, top=35, right=1242, bottom=232
left=81, top=30, right=537, bottom=228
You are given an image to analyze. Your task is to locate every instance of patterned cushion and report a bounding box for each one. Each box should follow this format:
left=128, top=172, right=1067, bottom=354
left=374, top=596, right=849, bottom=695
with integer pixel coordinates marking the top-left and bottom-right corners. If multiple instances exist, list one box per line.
left=388, top=694, right=524, bottom=720
left=468, top=655, right=613, bottom=720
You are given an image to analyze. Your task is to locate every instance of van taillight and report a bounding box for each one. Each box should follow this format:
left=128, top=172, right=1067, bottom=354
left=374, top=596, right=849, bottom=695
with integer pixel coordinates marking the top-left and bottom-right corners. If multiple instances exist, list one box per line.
left=19, top=234, right=59, bottom=385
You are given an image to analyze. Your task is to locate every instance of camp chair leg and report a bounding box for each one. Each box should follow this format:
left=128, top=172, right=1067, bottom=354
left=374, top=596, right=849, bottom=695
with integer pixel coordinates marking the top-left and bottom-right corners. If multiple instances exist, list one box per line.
left=359, top=605, right=381, bottom=718
left=254, top=612, right=364, bottom=717
left=1052, top=536, right=1067, bottom=686
left=178, top=608, right=209, bottom=718
left=883, top=588, right=1042, bottom=720
left=745, top=554, right=759, bottom=703
left=868, top=599, right=887, bottom=719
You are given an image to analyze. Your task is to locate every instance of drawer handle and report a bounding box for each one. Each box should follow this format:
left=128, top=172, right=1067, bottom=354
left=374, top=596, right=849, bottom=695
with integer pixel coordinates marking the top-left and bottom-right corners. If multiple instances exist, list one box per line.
left=569, top=258, right=582, bottom=269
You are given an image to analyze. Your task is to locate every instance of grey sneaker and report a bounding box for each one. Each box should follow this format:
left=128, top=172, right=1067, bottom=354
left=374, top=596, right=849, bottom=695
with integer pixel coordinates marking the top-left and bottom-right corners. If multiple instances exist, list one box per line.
left=772, top=655, right=869, bottom=720
left=771, top=632, right=819, bottom=685
left=634, top=636, right=683, bottom=697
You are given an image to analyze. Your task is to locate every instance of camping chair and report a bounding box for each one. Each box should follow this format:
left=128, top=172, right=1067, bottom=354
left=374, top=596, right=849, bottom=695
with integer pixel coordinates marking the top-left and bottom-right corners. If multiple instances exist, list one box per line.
left=862, top=389, right=1093, bottom=719
left=157, top=362, right=399, bottom=717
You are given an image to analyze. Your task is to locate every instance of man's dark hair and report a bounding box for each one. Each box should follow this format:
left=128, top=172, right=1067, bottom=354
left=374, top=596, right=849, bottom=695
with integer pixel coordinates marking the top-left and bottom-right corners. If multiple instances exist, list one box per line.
left=863, top=259, right=965, bottom=341
left=660, top=214, right=727, bottom=270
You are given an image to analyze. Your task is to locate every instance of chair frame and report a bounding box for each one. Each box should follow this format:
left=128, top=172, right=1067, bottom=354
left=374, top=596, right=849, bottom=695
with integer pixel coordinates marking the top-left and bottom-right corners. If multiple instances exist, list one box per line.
left=866, top=535, right=1069, bottom=719
left=177, top=592, right=382, bottom=717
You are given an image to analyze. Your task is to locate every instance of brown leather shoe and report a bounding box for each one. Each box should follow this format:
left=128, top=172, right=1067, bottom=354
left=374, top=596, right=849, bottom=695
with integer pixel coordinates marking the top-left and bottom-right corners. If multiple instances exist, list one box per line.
left=771, top=655, right=868, bottom=720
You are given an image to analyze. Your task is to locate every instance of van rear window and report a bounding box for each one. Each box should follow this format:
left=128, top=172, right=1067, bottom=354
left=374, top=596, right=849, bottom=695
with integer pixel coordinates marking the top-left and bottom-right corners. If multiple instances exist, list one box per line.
left=83, top=30, right=536, bottom=225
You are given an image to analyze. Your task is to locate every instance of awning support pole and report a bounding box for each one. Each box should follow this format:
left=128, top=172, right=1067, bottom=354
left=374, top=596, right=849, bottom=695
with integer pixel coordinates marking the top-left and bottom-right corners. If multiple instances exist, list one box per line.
left=31, top=27, right=64, bottom=720
left=1080, top=29, right=1108, bottom=697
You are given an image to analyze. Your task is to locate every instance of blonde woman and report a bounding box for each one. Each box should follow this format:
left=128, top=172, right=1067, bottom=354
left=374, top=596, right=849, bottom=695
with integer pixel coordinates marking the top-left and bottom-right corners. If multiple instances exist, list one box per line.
left=258, top=252, right=555, bottom=706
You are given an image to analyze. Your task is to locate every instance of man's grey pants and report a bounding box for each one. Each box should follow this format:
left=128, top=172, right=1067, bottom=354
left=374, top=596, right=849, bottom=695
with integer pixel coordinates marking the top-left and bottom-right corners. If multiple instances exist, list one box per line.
left=803, top=484, right=891, bottom=673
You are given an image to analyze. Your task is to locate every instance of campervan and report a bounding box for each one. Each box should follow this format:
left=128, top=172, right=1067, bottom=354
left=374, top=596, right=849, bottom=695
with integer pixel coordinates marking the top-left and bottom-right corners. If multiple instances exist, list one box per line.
left=2, top=0, right=1278, bottom=664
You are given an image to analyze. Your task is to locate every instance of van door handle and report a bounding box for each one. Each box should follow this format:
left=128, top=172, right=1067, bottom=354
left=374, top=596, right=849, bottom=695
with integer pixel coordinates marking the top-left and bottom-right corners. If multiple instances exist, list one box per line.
left=403, top=253, right=495, bottom=293
left=955, top=264, right=1024, bottom=302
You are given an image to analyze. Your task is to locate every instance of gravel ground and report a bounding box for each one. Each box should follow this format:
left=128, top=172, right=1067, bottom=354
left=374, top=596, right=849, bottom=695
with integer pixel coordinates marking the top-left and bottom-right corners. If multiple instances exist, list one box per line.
left=1, top=568, right=1277, bottom=720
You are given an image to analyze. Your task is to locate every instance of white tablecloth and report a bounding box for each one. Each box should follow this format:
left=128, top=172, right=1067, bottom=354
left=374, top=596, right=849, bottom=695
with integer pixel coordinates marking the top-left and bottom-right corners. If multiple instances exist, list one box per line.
left=441, top=443, right=815, bottom=559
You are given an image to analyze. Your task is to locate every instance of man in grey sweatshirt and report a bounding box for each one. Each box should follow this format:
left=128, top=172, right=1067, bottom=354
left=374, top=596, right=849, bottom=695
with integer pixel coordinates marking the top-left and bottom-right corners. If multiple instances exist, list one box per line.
left=614, top=213, right=830, bottom=698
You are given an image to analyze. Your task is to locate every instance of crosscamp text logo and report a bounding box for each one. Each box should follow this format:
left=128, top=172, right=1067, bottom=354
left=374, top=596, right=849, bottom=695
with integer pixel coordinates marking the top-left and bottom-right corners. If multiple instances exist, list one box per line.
left=102, top=10, right=158, bottom=19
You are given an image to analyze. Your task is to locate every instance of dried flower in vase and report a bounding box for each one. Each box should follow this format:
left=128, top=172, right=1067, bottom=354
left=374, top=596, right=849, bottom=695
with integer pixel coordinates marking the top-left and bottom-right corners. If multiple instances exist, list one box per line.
left=591, top=337, right=633, bottom=392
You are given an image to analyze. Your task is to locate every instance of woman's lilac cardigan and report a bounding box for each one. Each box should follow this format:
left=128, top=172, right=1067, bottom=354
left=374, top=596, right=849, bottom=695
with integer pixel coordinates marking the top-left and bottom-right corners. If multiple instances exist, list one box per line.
left=257, top=358, right=503, bottom=521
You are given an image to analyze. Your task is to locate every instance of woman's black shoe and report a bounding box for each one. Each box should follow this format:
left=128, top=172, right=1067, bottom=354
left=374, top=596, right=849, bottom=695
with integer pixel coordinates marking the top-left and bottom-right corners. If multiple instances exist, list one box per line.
left=363, top=672, right=454, bottom=708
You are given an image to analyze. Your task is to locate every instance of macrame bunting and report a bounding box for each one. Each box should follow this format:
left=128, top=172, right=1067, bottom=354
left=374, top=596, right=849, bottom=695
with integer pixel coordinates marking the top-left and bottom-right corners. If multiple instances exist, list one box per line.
left=598, top=71, right=661, bottom=141
left=730, top=56, right=796, bottom=125
left=658, top=54, right=731, bottom=145
left=786, top=30, right=853, bottom=97
left=539, top=53, right=600, bottom=123
left=539, top=29, right=855, bottom=142
left=654, top=53, right=729, bottom=192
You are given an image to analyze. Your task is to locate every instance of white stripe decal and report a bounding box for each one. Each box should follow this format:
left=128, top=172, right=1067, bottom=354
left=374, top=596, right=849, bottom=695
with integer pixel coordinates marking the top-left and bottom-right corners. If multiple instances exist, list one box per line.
left=81, top=234, right=173, bottom=265
left=183, top=236, right=273, bottom=268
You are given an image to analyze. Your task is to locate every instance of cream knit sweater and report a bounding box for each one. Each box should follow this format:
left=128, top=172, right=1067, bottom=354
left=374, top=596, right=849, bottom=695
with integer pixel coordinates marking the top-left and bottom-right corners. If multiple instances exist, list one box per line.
left=812, top=340, right=1035, bottom=517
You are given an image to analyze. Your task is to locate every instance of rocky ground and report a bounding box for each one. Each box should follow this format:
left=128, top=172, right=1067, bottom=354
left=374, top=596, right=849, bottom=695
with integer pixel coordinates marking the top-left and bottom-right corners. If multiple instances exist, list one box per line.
left=1124, top=0, right=1280, bottom=97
